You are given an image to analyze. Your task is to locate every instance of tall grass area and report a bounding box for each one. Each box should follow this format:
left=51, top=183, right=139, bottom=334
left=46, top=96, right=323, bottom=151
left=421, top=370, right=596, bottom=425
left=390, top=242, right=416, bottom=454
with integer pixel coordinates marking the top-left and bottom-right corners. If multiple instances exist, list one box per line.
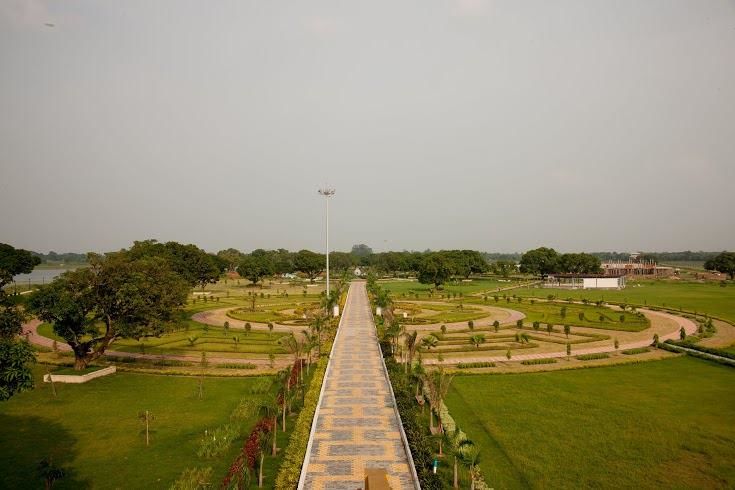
left=445, top=357, right=735, bottom=489
left=513, top=280, right=735, bottom=323
left=0, top=368, right=267, bottom=489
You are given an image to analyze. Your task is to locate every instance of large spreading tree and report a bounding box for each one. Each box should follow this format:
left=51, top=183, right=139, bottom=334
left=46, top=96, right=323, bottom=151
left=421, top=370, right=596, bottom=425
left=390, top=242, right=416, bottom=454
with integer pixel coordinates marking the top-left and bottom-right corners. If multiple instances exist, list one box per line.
left=417, top=253, right=453, bottom=288
left=0, top=243, right=40, bottom=400
left=705, top=252, right=735, bottom=279
left=519, top=247, right=559, bottom=276
left=29, top=251, right=189, bottom=370
left=128, top=240, right=224, bottom=290
left=237, top=253, right=275, bottom=285
left=294, top=250, right=324, bottom=282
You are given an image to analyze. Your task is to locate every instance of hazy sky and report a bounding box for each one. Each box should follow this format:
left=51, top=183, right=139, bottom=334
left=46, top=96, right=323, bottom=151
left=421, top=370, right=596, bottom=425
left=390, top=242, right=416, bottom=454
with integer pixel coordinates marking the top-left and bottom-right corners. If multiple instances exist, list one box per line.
left=1, top=0, right=734, bottom=254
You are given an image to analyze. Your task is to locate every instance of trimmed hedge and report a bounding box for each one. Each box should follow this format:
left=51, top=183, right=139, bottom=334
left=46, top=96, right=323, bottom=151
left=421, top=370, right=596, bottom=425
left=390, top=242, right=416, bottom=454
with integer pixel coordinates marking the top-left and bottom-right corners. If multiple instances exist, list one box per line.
left=575, top=353, right=610, bottom=361
left=666, top=341, right=735, bottom=360
left=456, top=361, right=496, bottom=369
left=521, top=358, right=557, bottom=365
left=274, top=357, right=328, bottom=489
left=622, top=347, right=650, bottom=355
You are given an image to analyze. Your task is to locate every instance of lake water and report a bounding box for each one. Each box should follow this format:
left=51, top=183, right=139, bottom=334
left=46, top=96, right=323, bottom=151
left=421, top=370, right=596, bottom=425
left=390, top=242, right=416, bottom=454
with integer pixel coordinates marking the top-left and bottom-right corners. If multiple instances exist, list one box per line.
left=13, top=268, right=75, bottom=284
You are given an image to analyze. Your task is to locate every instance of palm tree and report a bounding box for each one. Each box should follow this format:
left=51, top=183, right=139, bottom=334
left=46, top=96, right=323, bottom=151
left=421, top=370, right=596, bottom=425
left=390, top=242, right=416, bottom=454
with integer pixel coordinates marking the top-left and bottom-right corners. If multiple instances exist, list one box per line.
left=445, top=428, right=471, bottom=489
left=423, top=368, right=454, bottom=434
left=274, top=369, right=290, bottom=431
left=404, top=331, right=419, bottom=373
left=460, top=442, right=482, bottom=490
left=258, top=400, right=279, bottom=457
left=469, top=334, right=486, bottom=349
left=257, top=427, right=273, bottom=488
left=421, top=334, right=439, bottom=352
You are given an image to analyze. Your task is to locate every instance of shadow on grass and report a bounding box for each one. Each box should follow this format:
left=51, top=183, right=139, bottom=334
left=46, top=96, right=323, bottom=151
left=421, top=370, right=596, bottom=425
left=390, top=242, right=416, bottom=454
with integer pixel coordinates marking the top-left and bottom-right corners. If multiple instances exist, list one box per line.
left=0, top=414, right=91, bottom=489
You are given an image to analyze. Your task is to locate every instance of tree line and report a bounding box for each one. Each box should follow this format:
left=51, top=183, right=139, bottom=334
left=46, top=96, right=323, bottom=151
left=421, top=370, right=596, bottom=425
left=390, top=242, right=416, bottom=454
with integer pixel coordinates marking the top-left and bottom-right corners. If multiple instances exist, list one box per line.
left=519, top=247, right=602, bottom=276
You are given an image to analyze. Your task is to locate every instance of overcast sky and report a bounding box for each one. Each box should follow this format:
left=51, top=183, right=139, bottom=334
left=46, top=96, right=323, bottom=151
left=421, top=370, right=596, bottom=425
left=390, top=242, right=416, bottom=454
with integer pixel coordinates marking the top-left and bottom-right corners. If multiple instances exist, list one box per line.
left=1, top=0, right=734, bottom=255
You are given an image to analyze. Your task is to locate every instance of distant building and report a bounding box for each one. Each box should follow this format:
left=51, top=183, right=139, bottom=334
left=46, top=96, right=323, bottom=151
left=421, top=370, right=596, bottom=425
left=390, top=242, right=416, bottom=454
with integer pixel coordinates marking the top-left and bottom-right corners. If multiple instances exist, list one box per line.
left=601, top=252, right=673, bottom=277
left=545, top=274, right=626, bottom=290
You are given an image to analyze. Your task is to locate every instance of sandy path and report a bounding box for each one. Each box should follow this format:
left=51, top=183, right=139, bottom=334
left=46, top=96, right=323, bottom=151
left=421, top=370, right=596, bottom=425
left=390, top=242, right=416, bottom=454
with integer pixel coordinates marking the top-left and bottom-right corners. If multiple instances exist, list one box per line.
left=423, top=308, right=698, bottom=365
left=22, top=319, right=284, bottom=367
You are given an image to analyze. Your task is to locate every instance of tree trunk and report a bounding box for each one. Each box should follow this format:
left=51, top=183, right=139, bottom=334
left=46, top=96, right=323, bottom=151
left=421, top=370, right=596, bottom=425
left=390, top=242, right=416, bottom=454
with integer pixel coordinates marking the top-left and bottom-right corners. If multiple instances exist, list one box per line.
left=282, top=400, right=286, bottom=432
left=453, top=457, right=458, bottom=489
left=259, top=452, right=264, bottom=487
left=73, top=356, right=89, bottom=371
left=429, top=408, right=434, bottom=431
left=272, top=416, right=278, bottom=456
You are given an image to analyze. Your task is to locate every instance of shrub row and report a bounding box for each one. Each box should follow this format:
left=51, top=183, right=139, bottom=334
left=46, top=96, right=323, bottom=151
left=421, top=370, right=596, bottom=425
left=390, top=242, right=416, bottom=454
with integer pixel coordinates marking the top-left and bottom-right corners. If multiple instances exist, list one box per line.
left=217, top=362, right=257, bottom=369
left=621, top=347, right=650, bottom=355
left=456, top=361, right=496, bottom=369
left=273, top=357, right=328, bottom=489
left=575, top=353, right=610, bottom=361
left=666, top=341, right=735, bottom=360
left=521, top=358, right=557, bottom=365
left=386, top=358, right=444, bottom=489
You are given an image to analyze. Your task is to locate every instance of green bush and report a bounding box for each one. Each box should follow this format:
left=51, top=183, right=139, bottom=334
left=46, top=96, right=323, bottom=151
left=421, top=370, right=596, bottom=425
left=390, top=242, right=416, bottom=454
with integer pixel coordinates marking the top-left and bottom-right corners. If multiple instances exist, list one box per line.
left=457, top=361, right=496, bottom=369
left=667, top=341, right=735, bottom=360
left=521, top=358, right=557, bottom=365
left=196, top=424, right=240, bottom=459
left=622, top=347, right=650, bottom=355
left=217, top=363, right=257, bottom=369
left=575, top=353, right=610, bottom=361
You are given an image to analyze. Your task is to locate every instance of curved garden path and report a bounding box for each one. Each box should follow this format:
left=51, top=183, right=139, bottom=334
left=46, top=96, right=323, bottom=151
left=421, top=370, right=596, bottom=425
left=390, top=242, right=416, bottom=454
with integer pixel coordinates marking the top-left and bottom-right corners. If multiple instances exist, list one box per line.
left=395, top=302, right=525, bottom=333
left=422, top=307, right=698, bottom=365
left=191, top=307, right=301, bottom=333
left=21, top=319, right=280, bottom=368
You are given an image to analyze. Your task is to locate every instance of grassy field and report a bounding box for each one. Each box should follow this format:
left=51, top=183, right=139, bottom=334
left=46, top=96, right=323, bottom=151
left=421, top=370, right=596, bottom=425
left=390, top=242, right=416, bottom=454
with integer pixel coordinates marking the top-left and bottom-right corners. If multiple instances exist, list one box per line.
left=0, top=368, right=269, bottom=489
left=445, top=357, right=735, bottom=489
left=379, top=278, right=524, bottom=297
left=463, top=298, right=649, bottom=332
left=511, top=279, right=735, bottom=323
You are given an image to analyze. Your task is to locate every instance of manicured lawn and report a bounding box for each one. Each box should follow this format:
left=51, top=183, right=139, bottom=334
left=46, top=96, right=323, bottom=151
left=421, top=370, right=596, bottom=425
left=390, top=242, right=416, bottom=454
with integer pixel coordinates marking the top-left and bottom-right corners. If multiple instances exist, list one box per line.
left=37, top=322, right=289, bottom=356
left=380, top=278, right=520, bottom=296
left=513, top=280, right=735, bottom=323
left=445, top=357, right=735, bottom=489
left=0, top=368, right=269, bottom=489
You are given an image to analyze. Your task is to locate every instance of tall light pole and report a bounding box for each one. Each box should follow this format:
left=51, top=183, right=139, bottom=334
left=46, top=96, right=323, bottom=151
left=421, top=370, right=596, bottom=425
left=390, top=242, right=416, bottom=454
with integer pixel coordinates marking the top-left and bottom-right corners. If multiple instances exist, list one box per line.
left=318, top=187, right=335, bottom=306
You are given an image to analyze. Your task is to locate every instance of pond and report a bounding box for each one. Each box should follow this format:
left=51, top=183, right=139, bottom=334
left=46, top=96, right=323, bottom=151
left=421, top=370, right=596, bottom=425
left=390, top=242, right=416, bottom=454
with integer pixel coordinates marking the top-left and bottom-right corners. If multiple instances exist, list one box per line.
left=13, top=268, right=77, bottom=285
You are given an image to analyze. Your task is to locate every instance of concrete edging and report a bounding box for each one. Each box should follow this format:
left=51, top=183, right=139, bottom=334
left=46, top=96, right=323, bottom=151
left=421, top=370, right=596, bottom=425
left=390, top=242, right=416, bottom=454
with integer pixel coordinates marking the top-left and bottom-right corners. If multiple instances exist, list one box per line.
left=43, top=365, right=116, bottom=384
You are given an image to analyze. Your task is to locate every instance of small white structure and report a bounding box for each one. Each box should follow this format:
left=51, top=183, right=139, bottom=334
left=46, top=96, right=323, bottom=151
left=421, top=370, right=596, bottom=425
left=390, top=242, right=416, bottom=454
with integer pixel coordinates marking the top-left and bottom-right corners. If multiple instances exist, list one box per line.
left=44, top=366, right=116, bottom=384
left=354, top=267, right=363, bottom=277
left=544, top=274, right=626, bottom=290
left=332, top=305, right=340, bottom=317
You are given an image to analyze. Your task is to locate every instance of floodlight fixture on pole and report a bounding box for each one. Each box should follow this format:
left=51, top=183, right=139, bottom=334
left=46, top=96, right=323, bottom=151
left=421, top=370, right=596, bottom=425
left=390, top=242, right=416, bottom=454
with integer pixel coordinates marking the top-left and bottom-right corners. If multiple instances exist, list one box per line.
left=318, top=187, right=335, bottom=306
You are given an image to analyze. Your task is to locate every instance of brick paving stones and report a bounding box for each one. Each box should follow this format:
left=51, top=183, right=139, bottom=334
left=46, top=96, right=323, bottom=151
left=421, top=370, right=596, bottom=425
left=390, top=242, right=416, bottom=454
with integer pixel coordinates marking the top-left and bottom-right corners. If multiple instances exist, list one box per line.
left=300, top=282, right=417, bottom=490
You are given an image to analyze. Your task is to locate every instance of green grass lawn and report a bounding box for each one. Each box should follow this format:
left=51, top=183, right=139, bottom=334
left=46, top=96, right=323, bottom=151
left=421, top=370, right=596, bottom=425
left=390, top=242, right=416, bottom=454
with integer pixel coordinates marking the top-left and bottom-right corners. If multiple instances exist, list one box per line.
left=465, top=297, right=649, bottom=331
left=512, top=280, right=735, bottom=323
left=380, top=278, right=521, bottom=297
left=37, top=322, right=289, bottom=356
left=445, top=357, right=735, bottom=489
left=0, top=368, right=269, bottom=489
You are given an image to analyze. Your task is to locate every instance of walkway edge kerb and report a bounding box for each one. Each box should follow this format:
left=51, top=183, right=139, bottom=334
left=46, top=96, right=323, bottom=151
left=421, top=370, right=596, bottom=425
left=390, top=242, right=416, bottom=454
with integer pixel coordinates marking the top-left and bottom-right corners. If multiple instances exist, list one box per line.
left=368, top=295, right=422, bottom=490
left=296, top=286, right=352, bottom=490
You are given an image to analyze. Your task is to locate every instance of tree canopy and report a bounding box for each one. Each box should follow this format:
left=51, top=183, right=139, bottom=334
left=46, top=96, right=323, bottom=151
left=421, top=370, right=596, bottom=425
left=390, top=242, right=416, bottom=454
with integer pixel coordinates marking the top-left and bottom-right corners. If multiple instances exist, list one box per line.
left=237, top=254, right=275, bottom=285
left=29, top=251, right=189, bottom=370
left=294, top=250, right=324, bottom=282
left=0, top=244, right=39, bottom=400
left=417, top=253, right=453, bottom=288
left=705, top=252, right=735, bottom=279
left=128, top=240, right=224, bottom=289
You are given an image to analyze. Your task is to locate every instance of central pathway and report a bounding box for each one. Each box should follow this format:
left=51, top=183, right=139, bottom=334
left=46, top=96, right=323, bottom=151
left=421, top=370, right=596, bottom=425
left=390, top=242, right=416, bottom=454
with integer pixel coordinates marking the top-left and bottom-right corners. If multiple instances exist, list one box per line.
left=300, top=282, right=418, bottom=490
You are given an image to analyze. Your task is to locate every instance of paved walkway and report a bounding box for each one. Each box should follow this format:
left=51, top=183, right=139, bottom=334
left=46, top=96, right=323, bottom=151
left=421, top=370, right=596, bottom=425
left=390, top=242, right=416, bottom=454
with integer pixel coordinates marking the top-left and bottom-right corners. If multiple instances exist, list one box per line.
left=300, top=282, right=418, bottom=490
